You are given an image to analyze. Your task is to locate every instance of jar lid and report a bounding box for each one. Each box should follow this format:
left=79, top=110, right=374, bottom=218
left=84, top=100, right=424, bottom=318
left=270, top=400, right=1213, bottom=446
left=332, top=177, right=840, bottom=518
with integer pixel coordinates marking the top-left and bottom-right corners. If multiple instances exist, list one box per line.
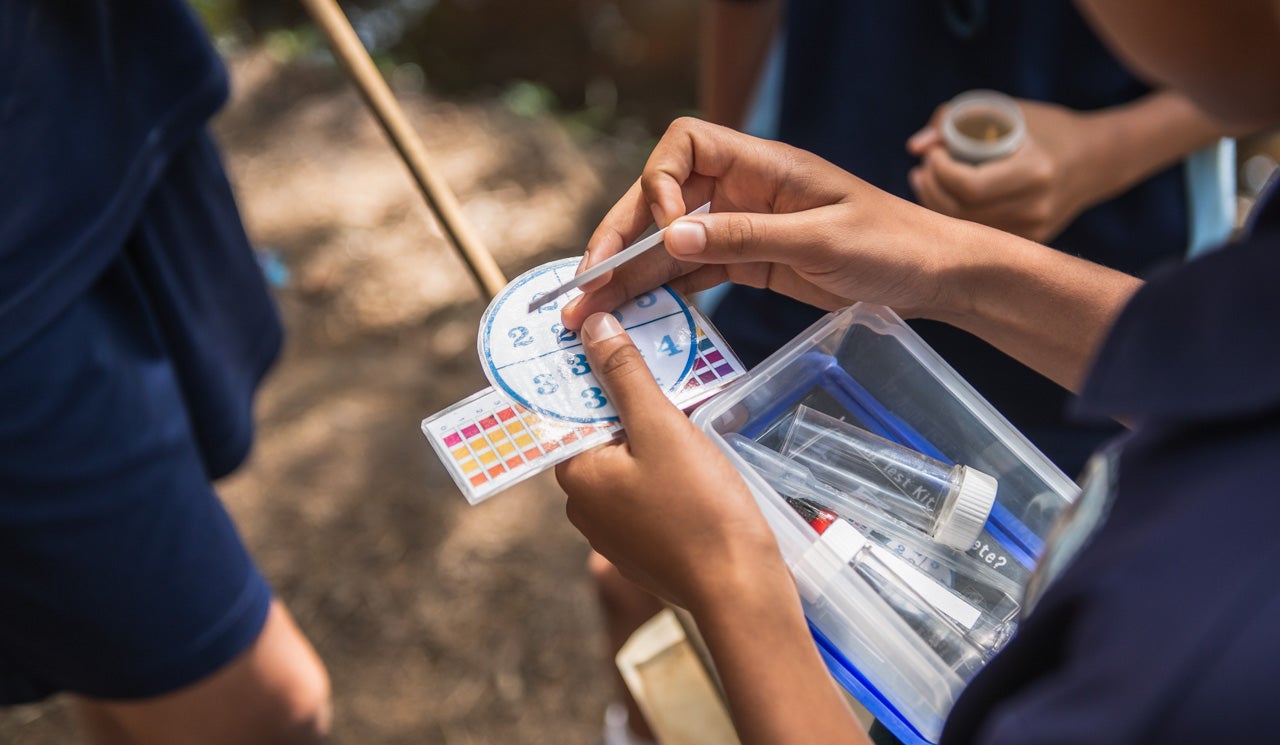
left=941, top=89, right=1026, bottom=164
left=932, top=465, right=998, bottom=550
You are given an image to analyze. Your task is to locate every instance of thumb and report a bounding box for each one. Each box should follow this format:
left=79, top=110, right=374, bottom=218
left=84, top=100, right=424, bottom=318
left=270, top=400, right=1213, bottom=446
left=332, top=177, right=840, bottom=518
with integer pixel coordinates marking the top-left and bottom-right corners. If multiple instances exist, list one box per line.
left=580, top=313, right=685, bottom=442
left=908, top=104, right=949, bottom=155
left=907, top=125, right=942, bottom=155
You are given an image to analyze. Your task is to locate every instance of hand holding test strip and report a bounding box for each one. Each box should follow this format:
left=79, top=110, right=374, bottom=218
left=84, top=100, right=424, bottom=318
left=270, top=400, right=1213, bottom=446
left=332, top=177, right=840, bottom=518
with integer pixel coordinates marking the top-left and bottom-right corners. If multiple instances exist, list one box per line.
left=423, top=247, right=746, bottom=504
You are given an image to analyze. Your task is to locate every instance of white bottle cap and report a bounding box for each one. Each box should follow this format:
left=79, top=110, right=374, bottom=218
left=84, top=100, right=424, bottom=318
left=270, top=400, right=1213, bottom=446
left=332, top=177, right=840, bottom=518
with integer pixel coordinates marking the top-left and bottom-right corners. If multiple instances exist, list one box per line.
left=931, top=466, right=998, bottom=551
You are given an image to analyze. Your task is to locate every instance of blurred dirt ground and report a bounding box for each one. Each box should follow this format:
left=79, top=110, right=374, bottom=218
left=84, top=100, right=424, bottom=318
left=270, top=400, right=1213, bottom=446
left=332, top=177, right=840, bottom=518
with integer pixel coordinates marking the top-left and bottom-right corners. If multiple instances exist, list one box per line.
left=0, top=51, right=649, bottom=745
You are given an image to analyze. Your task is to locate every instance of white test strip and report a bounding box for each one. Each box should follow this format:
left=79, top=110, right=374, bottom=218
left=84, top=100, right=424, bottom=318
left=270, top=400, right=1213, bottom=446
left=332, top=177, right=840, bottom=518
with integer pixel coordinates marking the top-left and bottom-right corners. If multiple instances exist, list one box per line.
left=794, top=520, right=982, bottom=630
left=868, top=544, right=982, bottom=630
left=526, top=202, right=711, bottom=313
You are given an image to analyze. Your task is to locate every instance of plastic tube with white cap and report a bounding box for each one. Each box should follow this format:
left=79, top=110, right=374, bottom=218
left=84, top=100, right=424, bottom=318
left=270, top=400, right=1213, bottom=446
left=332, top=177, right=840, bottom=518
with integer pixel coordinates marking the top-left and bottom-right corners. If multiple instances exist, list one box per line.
left=779, top=406, right=997, bottom=551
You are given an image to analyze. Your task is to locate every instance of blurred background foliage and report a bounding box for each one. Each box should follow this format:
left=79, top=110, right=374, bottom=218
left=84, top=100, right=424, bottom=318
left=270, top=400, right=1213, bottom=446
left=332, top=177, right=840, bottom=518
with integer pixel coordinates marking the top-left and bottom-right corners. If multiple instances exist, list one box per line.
left=189, top=0, right=1280, bottom=205
left=190, top=0, right=700, bottom=138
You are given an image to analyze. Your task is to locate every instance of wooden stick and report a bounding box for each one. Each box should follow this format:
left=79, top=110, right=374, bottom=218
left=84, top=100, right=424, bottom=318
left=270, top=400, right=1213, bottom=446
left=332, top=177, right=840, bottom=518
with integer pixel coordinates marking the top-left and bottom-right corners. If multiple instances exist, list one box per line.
left=298, top=0, right=508, bottom=298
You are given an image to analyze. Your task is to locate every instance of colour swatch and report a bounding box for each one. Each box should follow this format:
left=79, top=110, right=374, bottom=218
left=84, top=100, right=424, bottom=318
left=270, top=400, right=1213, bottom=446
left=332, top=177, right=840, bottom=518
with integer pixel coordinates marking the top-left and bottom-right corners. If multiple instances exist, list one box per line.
left=686, top=335, right=739, bottom=388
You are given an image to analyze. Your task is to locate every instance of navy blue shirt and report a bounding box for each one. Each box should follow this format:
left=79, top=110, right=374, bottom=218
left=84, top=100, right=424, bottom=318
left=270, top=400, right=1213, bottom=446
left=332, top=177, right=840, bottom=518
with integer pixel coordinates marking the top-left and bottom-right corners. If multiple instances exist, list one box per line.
left=0, top=1, right=227, bottom=357
left=713, top=0, right=1190, bottom=475
left=939, top=183, right=1280, bottom=743
left=0, top=2, right=281, bottom=703
left=0, top=1, right=278, bottom=477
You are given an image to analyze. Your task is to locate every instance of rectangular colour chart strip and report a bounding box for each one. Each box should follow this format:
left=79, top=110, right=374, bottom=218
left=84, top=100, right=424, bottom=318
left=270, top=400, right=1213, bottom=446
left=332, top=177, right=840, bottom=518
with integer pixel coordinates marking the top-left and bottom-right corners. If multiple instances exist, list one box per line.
left=423, top=321, right=748, bottom=505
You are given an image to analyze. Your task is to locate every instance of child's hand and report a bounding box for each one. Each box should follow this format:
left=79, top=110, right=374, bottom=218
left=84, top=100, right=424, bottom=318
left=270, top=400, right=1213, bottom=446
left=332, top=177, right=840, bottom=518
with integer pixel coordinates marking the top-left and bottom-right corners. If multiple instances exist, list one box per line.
left=555, top=312, right=786, bottom=612
left=559, top=118, right=969, bottom=332
left=561, top=116, right=1139, bottom=398
left=907, top=99, right=1099, bottom=243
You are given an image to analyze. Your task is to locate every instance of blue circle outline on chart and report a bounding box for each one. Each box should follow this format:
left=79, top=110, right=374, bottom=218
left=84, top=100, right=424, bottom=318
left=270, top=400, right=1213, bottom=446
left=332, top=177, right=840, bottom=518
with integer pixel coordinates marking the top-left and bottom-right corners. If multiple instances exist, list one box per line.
left=479, top=259, right=697, bottom=424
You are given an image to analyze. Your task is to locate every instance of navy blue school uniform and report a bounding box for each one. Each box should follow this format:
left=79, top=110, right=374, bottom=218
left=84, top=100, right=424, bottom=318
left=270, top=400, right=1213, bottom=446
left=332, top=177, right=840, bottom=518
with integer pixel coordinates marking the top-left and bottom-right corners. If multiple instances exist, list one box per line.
left=0, top=2, right=281, bottom=702
left=939, top=182, right=1280, bottom=743
left=712, top=0, right=1190, bottom=477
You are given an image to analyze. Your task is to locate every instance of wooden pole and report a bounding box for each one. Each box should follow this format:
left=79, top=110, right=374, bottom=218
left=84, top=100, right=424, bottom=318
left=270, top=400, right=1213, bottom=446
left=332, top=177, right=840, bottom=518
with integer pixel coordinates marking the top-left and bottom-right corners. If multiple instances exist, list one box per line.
left=298, top=0, right=508, bottom=298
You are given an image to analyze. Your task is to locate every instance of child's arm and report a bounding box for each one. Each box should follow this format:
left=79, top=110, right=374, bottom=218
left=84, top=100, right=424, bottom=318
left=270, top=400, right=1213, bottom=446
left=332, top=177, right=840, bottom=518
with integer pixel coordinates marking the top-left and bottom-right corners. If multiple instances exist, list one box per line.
left=700, top=0, right=781, bottom=129
left=556, top=312, right=871, bottom=745
left=906, top=90, right=1229, bottom=243
left=561, top=117, right=1142, bottom=393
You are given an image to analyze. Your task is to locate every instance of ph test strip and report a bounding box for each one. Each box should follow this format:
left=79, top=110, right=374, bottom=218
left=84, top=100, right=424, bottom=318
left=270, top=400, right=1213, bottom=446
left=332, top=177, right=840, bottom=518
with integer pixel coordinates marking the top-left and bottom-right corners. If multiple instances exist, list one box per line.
left=423, top=317, right=748, bottom=505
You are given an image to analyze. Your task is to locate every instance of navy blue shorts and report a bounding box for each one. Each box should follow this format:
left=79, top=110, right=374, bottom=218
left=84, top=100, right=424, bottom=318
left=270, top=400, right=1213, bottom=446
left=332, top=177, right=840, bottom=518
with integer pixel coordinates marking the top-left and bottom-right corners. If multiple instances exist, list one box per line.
left=0, top=132, right=281, bottom=703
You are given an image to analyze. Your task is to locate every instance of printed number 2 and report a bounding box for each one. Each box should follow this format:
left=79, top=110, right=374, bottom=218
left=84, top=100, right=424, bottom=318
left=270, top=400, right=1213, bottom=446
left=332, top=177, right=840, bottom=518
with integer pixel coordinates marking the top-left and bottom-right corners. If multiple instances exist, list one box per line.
left=657, top=335, right=682, bottom=356
left=565, top=353, right=590, bottom=376
left=581, top=387, right=607, bottom=409
left=510, top=326, right=533, bottom=347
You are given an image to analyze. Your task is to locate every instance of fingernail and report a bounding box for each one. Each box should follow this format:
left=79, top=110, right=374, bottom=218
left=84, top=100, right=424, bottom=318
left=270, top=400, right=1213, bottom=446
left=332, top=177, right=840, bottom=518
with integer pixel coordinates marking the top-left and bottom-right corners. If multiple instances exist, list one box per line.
left=650, top=203, right=667, bottom=228
left=563, top=295, right=583, bottom=316
left=665, top=220, right=706, bottom=256
left=583, top=312, right=624, bottom=341
left=907, top=127, right=932, bottom=151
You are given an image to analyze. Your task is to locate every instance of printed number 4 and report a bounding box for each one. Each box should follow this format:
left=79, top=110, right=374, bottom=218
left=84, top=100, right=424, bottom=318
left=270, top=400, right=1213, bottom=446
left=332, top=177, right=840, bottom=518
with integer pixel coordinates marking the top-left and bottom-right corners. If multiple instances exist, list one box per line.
left=658, top=335, right=682, bottom=356
left=581, top=387, right=607, bottom=409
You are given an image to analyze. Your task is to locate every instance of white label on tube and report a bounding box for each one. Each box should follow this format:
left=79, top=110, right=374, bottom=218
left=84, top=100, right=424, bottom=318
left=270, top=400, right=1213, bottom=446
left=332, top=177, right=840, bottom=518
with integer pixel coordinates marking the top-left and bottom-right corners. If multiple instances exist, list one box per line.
left=868, top=544, right=983, bottom=630
left=818, top=519, right=865, bottom=563
left=795, top=520, right=866, bottom=604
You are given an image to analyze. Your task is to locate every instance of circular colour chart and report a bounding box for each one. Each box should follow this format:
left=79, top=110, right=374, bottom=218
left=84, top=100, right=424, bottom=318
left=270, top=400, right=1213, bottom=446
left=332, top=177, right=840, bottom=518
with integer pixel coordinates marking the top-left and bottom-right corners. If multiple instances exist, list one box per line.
left=478, top=258, right=697, bottom=424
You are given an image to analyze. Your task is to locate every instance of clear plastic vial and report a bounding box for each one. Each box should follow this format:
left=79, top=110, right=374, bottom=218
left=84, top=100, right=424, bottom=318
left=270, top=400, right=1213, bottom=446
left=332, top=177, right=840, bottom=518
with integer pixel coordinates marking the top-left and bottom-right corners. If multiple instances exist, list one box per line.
left=728, top=431, right=1019, bottom=659
left=848, top=542, right=988, bottom=681
left=726, top=432, right=1005, bottom=724
left=941, top=89, right=1026, bottom=164
left=780, top=406, right=997, bottom=551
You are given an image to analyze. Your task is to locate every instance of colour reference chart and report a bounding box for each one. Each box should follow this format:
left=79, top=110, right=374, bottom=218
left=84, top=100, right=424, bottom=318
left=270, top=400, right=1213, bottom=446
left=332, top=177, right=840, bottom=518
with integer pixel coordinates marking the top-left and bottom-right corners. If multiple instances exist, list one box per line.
left=423, top=317, right=746, bottom=504
left=478, top=258, right=697, bottom=424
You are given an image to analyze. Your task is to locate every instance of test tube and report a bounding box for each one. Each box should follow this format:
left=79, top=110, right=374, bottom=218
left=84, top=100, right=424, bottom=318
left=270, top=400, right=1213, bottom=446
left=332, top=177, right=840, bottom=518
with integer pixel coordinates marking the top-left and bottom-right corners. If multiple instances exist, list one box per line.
left=727, top=433, right=1017, bottom=659
left=779, top=406, right=997, bottom=551
left=848, top=544, right=988, bottom=681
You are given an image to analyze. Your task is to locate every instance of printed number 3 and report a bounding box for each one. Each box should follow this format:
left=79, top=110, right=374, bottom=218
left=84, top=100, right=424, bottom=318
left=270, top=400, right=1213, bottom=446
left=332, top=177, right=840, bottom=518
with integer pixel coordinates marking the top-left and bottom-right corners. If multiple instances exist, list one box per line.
left=533, top=374, right=558, bottom=395
left=581, top=387, right=607, bottom=409
left=551, top=323, right=578, bottom=344
left=565, top=353, right=590, bottom=376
